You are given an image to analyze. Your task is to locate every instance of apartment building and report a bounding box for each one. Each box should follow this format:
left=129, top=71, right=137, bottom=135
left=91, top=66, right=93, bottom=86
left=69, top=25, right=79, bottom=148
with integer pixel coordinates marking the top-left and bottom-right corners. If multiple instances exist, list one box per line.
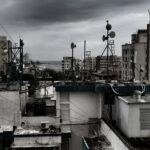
left=122, top=29, right=148, bottom=81
left=84, top=57, right=96, bottom=71
left=62, top=57, right=82, bottom=73
left=96, top=55, right=121, bottom=79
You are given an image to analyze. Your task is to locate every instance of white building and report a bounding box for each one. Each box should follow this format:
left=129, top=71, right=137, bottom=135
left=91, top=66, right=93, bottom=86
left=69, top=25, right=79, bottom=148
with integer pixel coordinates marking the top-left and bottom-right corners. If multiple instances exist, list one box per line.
left=122, top=44, right=134, bottom=80
left=62, top=57, right=82, bottom=73
left=122, top=28, right=149, bottom=81
left=84, top=57, right=96, bottom=71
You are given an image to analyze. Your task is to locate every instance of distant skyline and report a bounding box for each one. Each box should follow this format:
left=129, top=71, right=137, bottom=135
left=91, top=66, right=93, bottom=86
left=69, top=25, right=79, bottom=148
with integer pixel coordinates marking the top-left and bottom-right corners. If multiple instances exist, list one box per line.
left=0, top=0, right=150, bottom=60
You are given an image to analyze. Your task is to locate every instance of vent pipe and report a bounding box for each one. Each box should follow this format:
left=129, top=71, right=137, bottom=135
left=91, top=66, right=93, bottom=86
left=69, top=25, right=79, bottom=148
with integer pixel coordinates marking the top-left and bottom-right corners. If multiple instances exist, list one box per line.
left=133, top=90, right=142, bottom=101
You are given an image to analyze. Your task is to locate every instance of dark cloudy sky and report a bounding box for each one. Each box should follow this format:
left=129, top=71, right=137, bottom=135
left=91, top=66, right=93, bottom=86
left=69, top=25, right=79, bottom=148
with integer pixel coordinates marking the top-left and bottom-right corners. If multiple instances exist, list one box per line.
left=0, top=0, right=150, bottom=60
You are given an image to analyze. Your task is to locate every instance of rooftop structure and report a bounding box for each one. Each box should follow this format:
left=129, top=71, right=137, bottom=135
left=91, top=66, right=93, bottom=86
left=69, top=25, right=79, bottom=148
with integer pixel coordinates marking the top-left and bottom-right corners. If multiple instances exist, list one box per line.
left=82, top=135, right=113, bottom=150
left=55, top=81, right=150, bottom=150
left=116, top=94, right=150, bottom=138
left=12, top=126, right=62, bottom=149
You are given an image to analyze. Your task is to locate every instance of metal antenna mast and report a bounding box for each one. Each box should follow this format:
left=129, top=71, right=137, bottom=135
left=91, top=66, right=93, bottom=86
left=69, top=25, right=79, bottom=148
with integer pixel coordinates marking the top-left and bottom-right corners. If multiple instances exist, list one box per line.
left=70, top=42, right=76, bottom=80
left=10, top=39, right=24, bottom=88
left=84, top=40, right=86, bottom=71
left=100, top=20, right=116, bottom=80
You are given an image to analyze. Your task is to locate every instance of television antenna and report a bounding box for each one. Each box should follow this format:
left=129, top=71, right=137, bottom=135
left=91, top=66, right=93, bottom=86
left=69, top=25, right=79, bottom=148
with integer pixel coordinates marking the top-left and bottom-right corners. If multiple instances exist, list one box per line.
left=98, top=20, right=116, bottom=80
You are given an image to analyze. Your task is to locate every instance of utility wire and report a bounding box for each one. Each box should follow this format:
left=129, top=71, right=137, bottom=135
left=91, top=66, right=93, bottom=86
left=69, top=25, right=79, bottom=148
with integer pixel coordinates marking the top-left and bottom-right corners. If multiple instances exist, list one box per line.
left=0, top=24, right=15, bottom=43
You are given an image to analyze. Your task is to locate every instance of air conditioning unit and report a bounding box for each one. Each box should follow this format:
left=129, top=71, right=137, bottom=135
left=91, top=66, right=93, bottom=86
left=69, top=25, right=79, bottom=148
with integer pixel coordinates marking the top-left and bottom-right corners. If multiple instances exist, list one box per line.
left=41, top=121, right=49, bottom=130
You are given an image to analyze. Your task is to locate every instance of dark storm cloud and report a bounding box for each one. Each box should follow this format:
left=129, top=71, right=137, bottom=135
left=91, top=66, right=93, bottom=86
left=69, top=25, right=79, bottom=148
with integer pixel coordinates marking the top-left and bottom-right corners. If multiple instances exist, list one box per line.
left=1, top=0, right=149, bottom=26
left=0, top=0, right=149, bottom=60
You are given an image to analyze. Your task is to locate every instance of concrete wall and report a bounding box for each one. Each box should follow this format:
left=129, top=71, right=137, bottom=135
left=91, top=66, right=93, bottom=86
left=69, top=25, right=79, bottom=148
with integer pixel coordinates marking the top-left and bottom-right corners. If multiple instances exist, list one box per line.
left=0, top=91, right=21, bottom=126
left=69, top=92, right=101, bottom=150
left=134, top=43, right=147, bottom=80
left=71, top=124, right=89, bottom=150
left=57, top=91, right=103, bottom=150
left=101, top=120, right=129, bottom=150
left=60, top=92, right=70, bottom=124
left=20, top=86, right=28, bottom=112
left=115, top=97, right=129, bottom=136
left=13, top=135, right=61, bottom=148
left=138, top=32, right=147, bottom=43
left=22, top=116, right=57, bottom=127
left=70, top=92, right=100, bottom=122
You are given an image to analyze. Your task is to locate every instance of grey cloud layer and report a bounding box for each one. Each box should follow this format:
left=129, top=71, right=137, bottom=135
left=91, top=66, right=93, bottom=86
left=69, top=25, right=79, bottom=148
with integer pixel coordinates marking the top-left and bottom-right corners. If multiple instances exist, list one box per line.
left=0, top=0, right=148, bottom=25
left=0, top=0, right=149, bottom=60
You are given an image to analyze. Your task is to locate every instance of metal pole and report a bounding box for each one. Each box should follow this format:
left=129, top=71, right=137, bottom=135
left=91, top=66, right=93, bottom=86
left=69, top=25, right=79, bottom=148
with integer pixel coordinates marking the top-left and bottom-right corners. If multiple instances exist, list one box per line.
left=71, top=47, right=74, bottom=78
left=71, top=42, right=76, bottom=80
left=20, top=39, right=24, bottom=88
left=84, top=40, right=86, bottom=70
left=83, top=40, right=86, bottom=80
left=106, top=20, right=109, bottom=80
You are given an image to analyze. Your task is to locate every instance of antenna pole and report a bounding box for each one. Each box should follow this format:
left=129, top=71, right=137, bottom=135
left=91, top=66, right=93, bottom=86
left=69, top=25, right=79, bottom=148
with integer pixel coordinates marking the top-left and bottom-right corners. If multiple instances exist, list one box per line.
left=106, top=20, right=109, bottom=80
left=101, top=20, right=116, bottom=81
left=84, top=40, right=86, bottom=71
left=71, top=42, right=76, bottom=80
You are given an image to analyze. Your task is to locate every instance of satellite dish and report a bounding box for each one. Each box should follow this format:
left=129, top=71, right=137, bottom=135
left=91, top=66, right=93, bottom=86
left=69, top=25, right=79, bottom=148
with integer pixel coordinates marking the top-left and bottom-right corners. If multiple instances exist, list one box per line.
left=102, top=35, right=106, bottom=41
left=71, top=42, right=76, bottom=49
left=109, top=31, right=116, bottom=38
left=102, top=35, right=108, bottom=41
left=106, top=24, right=112, bottom=30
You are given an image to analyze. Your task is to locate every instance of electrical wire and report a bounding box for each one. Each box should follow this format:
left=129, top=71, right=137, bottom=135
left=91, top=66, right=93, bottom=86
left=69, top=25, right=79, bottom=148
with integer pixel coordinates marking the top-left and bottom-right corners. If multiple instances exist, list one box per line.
left=0, top=24, right=15, bottom=43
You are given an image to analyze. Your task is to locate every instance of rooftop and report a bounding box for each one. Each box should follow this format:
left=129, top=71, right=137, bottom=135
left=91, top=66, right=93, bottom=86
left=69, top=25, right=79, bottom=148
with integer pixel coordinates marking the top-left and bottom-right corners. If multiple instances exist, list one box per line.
left=82, top=135, right=113, bottom=150
left=118, top=95, right=150, bottom=104
left=0, top=125, right=13, bottom=132
left=56, top=82, right=150, bottom=94
left=14, top=126, right=61, bottom=136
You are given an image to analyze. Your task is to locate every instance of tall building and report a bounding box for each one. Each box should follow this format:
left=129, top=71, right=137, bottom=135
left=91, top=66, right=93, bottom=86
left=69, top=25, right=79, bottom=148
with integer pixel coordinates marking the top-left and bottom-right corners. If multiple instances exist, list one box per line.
left=122, top=29, right=148, bottom=81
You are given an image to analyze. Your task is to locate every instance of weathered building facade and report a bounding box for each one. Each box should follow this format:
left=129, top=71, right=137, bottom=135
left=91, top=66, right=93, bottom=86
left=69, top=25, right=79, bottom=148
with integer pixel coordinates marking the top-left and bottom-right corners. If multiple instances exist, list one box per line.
left=122, top=27, right=150, bottom=81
